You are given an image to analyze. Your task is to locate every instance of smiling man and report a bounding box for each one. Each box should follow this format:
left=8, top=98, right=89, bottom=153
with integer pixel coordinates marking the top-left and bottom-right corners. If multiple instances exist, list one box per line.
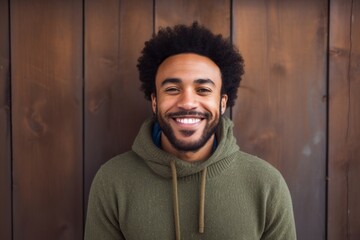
left=85, top=22, right=296, bottom=240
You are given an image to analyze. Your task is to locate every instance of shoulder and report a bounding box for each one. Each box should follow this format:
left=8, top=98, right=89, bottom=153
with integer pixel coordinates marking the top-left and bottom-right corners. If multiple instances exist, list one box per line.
left=101, top=151, right=142, bottom=172
left=233, top=151, right=294, bottom=214
left=229, top=151, right=291, bottom=201
left=92, top=151, right=149, bottom=186
left=234, top=151, right=284, bottom=182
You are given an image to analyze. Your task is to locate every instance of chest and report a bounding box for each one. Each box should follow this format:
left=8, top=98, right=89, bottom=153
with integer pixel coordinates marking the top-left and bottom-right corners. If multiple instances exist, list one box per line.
left=117, top=177, right=265, bottom=240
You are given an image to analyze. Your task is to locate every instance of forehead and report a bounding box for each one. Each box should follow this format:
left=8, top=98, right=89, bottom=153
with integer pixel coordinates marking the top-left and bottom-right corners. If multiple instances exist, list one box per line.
left=155, top=53, right=221, bottom=85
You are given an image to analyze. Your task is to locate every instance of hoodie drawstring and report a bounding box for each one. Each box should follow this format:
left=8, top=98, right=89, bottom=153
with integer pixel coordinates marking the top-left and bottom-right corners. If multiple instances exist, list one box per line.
left=170, top=160, right=181, bottom=240
left=170, top=160, right=208, bottom=240
left=199, top=167, right=207, bottom=233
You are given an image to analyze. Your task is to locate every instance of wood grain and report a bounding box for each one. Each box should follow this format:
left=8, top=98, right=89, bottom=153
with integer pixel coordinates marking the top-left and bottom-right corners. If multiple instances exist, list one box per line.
left=0, top=0, right=11, bottom=239
left=84, top=0, right=153, bottom=211
left=11, top=1, right=83, bottom=239
left=232, top=0, right=328, bottom=239
left=155, top=0, right=231, bottom=106
left=328, top=0, right=360, bottom=239
left=156, top=0, right=230, bottom=37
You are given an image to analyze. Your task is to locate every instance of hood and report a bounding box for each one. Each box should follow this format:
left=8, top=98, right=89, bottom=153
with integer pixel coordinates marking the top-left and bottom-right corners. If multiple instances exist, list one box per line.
left=132, top=116, right=239, bottom=178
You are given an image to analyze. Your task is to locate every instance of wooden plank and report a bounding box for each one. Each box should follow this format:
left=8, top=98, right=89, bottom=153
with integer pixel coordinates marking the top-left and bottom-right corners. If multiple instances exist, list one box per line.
left=11, top=1, right=83, bottom=239
left=156, top=0, right=231, bottom=37
left=84, top=0, right=153, bottom=211
left=328, top=0, right=360, bottom=239
left=232, top=0, right=327, bottom=239
left=0, top=0, right=11, bottom=239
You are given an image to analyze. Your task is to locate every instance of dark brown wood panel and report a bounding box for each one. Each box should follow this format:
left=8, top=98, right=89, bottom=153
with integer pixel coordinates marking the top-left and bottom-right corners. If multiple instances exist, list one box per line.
left=156, top=0, right=230, bottom=37
left=11, top=1, right=83, bottom=239
left=232, top=0, right=327, bottom=239
left=0, top=0, right=11, bottom=239
left=328, top=0, right=360, bottom=239
left=84, top=0, right=153, bottom=210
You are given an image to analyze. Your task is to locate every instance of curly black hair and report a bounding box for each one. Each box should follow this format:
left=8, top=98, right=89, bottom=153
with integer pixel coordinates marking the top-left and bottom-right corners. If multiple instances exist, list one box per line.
left=137, top=22, right=244, bottom=108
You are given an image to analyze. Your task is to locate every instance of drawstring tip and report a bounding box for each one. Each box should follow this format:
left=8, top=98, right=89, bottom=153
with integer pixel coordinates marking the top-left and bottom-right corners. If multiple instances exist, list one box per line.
left=199, top=227, right=204, bottom=233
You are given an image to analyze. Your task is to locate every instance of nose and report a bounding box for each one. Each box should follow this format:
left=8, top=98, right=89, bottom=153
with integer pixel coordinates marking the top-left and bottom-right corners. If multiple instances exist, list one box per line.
left=177, top=89, right=198, bottom=110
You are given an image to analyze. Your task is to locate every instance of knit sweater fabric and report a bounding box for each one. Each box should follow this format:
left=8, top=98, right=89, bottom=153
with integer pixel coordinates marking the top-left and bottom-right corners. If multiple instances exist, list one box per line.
left=85, top=117, right=296, bottom=240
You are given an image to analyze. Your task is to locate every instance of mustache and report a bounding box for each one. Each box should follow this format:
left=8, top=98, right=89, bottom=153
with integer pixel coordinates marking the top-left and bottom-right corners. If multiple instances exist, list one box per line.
left=167, top=111, right=211, bottom=119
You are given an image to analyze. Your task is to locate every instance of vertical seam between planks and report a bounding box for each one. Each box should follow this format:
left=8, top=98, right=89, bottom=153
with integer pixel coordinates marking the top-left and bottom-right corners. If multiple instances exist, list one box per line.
left=82, top=0, right=86, bottom=237
left=346, top=1, right=354, bottom=239
left=8, top=0, right=13, bottom=239
left=325, top=0, right=330, bottom=239
left=153, top=0, right=156, bottom=34
left=345, top=0, right=354, bottom=141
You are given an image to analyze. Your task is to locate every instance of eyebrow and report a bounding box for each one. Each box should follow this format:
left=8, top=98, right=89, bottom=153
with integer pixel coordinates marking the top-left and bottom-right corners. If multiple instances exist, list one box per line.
left=161, top=78, right=215, bottom=87
left=161, top=78, right=182, bottom=86
left=194, top=78, right=215, bottom=86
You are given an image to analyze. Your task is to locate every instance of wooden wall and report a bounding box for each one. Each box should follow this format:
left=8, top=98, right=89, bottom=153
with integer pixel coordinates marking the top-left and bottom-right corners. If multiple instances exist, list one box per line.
left=233, top=1, right=328, bottom=239
left=0, top=0, right=11, bottom=239
left=10, top=0, right=83, bottom=239
left=328, top=0, right=360, bottom=239
left=0, top=0, right=359, bottom=239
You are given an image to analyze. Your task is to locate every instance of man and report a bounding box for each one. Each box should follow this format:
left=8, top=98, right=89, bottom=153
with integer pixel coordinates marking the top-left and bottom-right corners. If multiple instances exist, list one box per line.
left=85, top=22, right=296, bottom=240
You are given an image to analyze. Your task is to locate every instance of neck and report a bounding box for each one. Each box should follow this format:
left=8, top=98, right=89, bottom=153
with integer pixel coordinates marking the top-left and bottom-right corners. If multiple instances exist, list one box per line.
left=161, top=134, right=215, bottom=162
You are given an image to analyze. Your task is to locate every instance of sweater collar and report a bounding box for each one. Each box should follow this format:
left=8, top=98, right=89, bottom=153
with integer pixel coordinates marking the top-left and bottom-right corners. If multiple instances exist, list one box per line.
left=132, top=116, right=239, bottom=178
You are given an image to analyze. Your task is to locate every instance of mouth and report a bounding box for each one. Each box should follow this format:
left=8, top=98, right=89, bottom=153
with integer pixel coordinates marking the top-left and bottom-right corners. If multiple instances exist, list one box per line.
left=174, top=117, right=202, bottom=124
left=167, top=111, right=208, bottom=130
left=171, top=116, right=204, bottom=137
left=171, top=112, right=208, bottom=124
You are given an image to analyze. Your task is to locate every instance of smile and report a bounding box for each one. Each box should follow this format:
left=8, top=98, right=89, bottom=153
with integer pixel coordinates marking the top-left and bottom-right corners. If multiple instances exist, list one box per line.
left=175, top=118, right=201, bottom=124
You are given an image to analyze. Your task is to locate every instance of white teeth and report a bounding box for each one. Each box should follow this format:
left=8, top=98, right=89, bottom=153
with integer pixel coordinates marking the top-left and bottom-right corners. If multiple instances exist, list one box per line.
left=176, top=118, right=201, bottom=124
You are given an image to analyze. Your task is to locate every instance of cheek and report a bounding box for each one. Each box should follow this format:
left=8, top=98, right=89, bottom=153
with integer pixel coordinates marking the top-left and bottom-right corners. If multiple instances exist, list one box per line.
left=156, top=97, right=175, bottom=113
left=206, top=98, right=222, bottom=112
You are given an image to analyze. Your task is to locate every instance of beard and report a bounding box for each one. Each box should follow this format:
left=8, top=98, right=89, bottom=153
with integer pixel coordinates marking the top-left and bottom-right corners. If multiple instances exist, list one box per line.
left=155, top=107, right=221, bottom=152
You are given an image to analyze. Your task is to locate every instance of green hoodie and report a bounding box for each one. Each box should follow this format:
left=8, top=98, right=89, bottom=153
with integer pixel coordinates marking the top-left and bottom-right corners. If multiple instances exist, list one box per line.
left=85, top=117, right=296, bottom=240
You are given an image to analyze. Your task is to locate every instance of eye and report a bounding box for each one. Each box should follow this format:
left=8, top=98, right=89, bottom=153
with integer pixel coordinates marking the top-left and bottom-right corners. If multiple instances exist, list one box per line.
left=197, top=87, right=212, bottom=95
left=164, top=87, right=180, bottom=94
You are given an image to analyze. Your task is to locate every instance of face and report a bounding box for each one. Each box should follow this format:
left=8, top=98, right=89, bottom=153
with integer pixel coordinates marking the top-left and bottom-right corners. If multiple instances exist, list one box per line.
left=152, top=53, right=227, bottom=153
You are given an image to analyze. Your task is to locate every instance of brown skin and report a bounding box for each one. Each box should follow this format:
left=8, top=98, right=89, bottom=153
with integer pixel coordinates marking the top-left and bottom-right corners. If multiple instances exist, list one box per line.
left=151, top=53, right=228, bottom=162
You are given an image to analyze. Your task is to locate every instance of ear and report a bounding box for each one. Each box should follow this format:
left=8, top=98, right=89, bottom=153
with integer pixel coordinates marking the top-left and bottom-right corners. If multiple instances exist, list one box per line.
left=151, top=93, right=157, bottom=114
left=221, top=94, right=228, bottom=115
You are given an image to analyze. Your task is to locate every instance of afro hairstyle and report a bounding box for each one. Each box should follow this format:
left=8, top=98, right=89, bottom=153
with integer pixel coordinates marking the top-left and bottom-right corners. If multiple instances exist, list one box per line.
left=137, top=22, right=245, bottom=108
